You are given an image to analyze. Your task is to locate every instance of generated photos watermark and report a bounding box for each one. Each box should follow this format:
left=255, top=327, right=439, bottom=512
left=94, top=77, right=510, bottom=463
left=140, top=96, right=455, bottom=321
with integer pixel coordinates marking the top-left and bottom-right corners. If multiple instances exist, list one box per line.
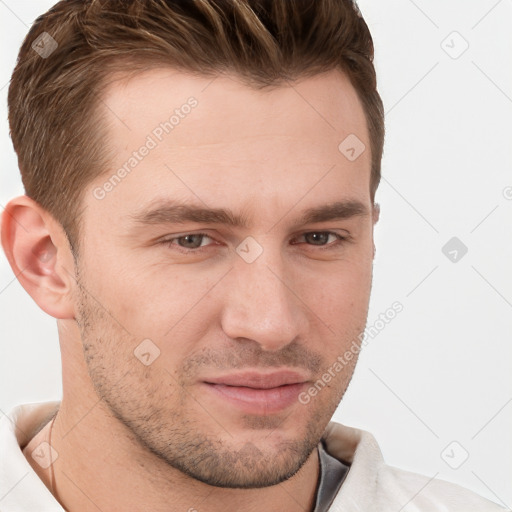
left=299, top=301, right=404, bottom=405
left=93, top=97, right=198, bottom=200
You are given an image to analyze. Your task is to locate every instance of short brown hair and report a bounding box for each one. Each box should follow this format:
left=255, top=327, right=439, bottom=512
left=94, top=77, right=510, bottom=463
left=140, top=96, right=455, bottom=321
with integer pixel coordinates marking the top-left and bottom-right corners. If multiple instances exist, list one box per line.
left=8, top=0, right=384, bottom=256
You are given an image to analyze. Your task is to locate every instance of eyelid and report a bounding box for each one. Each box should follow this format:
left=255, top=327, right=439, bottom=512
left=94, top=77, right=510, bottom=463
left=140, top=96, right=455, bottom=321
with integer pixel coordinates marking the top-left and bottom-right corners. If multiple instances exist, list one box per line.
left=159, top=231, right=217, bottom=247
left=291, top=231, right=351, bottom=247
left=159, top=229, right=351, bottom=253
left=295, top=229, right=350, bottom=238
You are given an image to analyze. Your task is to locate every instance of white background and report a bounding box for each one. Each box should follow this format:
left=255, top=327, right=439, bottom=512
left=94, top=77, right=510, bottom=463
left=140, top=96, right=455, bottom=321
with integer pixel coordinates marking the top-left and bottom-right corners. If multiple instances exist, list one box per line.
left=1, top=0, right=511, bottom=508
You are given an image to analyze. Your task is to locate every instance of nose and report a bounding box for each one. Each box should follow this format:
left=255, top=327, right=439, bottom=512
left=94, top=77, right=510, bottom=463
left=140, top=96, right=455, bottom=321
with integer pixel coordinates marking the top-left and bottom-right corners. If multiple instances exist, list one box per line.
left=220, top=249, right=306, bottom=352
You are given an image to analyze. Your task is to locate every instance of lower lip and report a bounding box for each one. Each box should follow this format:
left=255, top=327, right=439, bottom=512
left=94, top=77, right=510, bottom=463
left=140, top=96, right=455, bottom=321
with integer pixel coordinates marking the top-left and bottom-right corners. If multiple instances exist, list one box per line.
left=202, top=382, right=307, bottom=415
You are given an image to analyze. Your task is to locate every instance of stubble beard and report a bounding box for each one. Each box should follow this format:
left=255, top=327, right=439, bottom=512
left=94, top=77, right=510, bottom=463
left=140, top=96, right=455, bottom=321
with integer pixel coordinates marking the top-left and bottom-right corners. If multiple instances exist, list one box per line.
left=73, top=268, right=357, bottom=488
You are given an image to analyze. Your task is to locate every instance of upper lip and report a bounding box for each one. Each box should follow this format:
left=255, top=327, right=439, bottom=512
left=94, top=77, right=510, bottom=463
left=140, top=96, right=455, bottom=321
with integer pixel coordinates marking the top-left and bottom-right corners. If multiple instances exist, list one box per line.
left=203, top=370, right=310, bottom=389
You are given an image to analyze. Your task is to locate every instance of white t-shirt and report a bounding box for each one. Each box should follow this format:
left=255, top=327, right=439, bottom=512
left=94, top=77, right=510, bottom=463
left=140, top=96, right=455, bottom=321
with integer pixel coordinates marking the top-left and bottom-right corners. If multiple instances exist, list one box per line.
left=0, top=401, right=508, bottom=511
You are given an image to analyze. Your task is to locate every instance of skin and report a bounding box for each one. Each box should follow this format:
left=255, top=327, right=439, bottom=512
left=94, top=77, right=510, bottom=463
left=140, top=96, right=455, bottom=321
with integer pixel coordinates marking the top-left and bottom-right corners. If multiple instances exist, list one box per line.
left=2, top=68, right=379, bottom=512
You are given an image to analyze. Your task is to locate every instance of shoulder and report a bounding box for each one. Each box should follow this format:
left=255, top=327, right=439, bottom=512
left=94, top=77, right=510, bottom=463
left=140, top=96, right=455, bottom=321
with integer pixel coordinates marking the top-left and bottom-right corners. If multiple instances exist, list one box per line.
left=378, top=464, right=508, bottom=511
left=322, top=421, right=509, bottom=511
left=0, top=402, right=63, bottom=511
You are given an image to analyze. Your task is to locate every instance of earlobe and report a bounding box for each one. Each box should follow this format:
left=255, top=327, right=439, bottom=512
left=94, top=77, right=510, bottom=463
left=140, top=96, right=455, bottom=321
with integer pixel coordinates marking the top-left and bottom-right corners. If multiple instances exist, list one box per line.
left=1, top=195, right=76, bottom=319
left=372, top=202, right=380, bottom=224
left=372, top=203, right=379, bottom=260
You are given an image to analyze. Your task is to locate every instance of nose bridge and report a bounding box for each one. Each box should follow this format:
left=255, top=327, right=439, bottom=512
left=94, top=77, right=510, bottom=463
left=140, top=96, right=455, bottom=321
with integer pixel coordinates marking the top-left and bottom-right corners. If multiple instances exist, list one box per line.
left=220, top=244, right=304, bottom=351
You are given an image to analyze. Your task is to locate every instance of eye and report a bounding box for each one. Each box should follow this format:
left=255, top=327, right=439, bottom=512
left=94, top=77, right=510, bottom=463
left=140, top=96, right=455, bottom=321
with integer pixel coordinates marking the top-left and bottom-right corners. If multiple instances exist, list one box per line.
left=160, top=233, right=215, bottom=251
left=292, top=231, right=348, bottom=248
left=159, top=230, right=349, bottom=255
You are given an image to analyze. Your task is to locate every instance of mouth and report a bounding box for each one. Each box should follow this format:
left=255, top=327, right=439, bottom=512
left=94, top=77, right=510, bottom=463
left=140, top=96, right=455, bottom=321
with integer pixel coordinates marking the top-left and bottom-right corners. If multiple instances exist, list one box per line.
left=201, top=370, right=310, bottom=415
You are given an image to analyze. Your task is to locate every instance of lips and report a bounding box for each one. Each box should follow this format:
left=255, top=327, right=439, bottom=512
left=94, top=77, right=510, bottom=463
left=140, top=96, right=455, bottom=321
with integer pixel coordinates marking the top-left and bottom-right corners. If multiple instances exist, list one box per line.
left=202, top=370, right=310, bottom=414
left=204, top=370, right=310, bottom=388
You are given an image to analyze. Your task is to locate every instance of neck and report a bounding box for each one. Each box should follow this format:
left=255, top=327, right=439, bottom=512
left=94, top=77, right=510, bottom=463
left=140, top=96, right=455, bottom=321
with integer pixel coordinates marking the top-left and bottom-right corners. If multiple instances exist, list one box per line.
left=24, top=396, right=320, bottom=512
left=22, top=320, right=322, bottom=512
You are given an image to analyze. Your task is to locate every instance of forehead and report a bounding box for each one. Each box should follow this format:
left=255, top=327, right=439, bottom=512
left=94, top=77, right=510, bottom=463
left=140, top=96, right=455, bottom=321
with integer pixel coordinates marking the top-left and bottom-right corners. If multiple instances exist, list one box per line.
left=101, top=67, right=368, bottom=144
left=89, top=67, right=371, bottom=225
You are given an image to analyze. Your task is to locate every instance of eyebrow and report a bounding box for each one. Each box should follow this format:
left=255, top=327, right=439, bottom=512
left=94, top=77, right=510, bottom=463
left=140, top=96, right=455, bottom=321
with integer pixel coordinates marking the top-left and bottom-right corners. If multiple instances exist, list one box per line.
left=129, top=199, right=370, bottom=230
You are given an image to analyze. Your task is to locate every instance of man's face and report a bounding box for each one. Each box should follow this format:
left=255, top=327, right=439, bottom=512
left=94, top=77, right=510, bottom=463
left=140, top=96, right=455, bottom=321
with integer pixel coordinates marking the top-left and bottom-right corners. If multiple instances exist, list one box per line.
left=73, top=68, right=376, bottom=488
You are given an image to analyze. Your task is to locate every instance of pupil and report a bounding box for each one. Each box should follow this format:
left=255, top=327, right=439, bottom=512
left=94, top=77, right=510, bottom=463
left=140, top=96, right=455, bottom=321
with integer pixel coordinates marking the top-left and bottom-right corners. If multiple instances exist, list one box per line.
left=307, top=232, right=328, bottom=245
left=180, top=234, right=202, bottom=248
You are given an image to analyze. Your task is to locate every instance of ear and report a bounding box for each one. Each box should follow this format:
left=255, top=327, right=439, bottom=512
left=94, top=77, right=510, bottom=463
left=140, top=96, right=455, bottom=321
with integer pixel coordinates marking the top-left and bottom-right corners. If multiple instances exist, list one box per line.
left=372, top=202, right=380, bottom=258
left=1, top=195, right=76, bottom=319
left=372, top=202, right=380, bottom=225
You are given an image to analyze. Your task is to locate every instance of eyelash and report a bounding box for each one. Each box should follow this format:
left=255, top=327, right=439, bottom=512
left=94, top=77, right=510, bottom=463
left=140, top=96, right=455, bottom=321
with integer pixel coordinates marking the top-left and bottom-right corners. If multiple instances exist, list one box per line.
left=159, top=231, right=349, bottom=254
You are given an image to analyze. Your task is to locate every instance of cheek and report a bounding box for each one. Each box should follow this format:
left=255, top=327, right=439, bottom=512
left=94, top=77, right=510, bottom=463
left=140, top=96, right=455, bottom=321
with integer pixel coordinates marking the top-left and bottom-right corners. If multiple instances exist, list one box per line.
left=306, top=256, right=372, bottom=312
left=91, top=257, right=224, bottom=358
left=301, top=257, right=373, bottom=352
